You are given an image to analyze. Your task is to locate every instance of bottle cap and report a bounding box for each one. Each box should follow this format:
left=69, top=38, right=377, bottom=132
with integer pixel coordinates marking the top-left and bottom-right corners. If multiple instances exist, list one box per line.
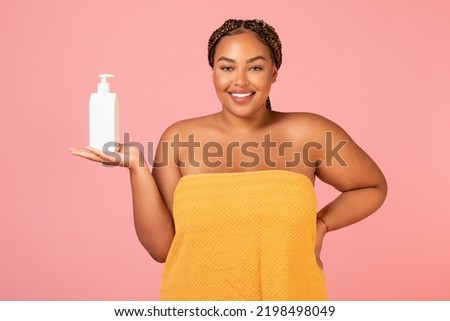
left=97, top=74, right=115, bottom=94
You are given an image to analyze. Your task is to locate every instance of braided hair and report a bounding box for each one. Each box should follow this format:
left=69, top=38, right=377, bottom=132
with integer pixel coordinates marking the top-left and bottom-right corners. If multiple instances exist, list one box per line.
left=207, top=19, right=282, bottom=110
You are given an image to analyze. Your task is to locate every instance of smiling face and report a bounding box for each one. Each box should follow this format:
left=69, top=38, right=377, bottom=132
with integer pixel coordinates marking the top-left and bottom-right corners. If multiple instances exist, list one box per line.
left=212, top=31, right=278, bottom=117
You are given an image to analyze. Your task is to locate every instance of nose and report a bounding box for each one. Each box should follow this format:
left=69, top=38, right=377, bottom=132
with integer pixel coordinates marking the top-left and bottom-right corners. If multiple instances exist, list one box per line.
left=234, top=70, right=248, bottom=86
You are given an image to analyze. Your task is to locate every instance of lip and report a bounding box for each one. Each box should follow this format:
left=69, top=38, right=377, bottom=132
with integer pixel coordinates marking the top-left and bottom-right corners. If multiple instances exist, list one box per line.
left=228, top=91, right=255, bottom=104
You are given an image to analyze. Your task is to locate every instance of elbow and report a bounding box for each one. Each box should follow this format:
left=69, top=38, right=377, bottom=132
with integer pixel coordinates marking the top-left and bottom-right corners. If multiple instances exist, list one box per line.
left=141, top=242, right=170, bottom=263
left=371, top=173, right=388, bottom=211
left=136, top=232, right=173, bottom=264
left=150, top=252, right=167, bottom=263
left=378, top=173, right=388, bottom=204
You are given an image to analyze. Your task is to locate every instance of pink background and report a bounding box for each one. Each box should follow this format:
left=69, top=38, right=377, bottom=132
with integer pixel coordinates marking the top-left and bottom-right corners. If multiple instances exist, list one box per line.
left=1, top=0, right=449, bottom=300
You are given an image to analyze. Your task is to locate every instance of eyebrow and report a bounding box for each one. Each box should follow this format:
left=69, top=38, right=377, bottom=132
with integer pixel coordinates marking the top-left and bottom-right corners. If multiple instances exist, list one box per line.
left=216, top=55, right=268, bottom=64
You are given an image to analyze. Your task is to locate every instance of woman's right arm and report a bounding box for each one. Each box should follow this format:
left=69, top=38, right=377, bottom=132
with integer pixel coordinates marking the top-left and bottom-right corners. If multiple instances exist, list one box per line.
left=70, top=126, right=181, bottom=262
left=129, top=153, right=175, bottom=263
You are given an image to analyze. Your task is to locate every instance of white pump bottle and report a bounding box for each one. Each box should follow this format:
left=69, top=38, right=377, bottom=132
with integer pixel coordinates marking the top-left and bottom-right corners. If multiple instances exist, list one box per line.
left=89, top=74, right=119, bottom=152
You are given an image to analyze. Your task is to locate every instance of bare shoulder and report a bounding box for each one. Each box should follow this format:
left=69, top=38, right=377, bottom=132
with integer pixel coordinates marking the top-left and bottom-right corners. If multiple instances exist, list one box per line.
left=291, top=111, right=343, bottom=125
left=152, top=114, right=218, bottom=213
left=288, top=112, right=387, bottom=193
left=276, top=111, right=387, bottom=190
left=158, top=113, right=219, bottom=141
left=274, top=111, right=349, bottom=141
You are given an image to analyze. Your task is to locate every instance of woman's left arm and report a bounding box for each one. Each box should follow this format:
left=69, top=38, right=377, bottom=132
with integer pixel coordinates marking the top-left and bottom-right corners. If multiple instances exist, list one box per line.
left=312, top=115, right=388, bottom=266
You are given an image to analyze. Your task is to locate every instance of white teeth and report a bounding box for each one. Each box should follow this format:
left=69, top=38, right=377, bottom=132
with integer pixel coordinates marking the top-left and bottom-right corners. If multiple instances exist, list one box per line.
left=231, top=92, right=253, bottom=98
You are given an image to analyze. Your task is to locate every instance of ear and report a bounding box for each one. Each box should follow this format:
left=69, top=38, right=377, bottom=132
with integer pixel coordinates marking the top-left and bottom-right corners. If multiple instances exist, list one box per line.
left=271, top=66, right=278, bottom=84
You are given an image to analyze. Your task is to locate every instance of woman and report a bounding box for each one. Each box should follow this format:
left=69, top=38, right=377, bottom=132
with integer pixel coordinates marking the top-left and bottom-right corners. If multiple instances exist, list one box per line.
left=70, top=19, right=387, bottom=300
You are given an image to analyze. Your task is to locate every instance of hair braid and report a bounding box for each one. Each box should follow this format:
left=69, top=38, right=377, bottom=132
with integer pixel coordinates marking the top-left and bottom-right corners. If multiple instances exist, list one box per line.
left=208, top=19, right=282, bottom=110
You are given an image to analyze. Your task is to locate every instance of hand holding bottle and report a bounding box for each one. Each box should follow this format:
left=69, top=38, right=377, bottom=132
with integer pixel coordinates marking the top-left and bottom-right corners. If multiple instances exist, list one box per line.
left=70, top=73, right=146, bottom=168
left=69, top=144, right=146, bottom=170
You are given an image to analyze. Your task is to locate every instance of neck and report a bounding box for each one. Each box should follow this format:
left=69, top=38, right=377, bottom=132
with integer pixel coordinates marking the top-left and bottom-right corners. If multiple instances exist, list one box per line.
left=217, top=107, right=272, bottom=134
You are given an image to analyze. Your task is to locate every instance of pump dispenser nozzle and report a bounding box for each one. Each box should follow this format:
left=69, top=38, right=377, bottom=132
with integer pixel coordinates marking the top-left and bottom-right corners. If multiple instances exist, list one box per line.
left=97, top=74, right=115, bottom=94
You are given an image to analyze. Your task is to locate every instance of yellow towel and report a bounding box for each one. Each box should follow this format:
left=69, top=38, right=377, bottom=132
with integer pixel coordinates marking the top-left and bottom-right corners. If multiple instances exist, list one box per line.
left=160, top=170, right=327, bottom=300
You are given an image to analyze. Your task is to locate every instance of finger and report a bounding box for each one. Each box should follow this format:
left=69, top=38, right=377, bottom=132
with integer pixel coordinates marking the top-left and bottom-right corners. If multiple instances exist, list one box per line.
left=84, top=146, right=105, bottom=156
left=69, top=147, right=92, bottom=157
left=84, top=146, right=121, bottom=164
left=69, top=147, right=80, bottom=154
left=317, top=258, right=323, bottom=270
left=85, top=144, right=121, bottom=154
left=70, top=148, right=104, bottom=163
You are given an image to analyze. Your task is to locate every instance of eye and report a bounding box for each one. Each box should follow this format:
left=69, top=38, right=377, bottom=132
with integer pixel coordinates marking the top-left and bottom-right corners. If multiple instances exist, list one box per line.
left=220, top=66, right=234, bottom=72
left=250, top=66, right=263, bottom=71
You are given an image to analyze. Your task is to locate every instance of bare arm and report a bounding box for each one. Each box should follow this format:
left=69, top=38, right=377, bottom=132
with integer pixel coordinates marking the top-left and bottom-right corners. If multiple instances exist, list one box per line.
left=314, top=121, right=387, bottom=231
left=129, top=156, right=175, bottom=263
left=70, top=140, right=178, bottom=263
left=307, top=115, right=387, bottom=266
